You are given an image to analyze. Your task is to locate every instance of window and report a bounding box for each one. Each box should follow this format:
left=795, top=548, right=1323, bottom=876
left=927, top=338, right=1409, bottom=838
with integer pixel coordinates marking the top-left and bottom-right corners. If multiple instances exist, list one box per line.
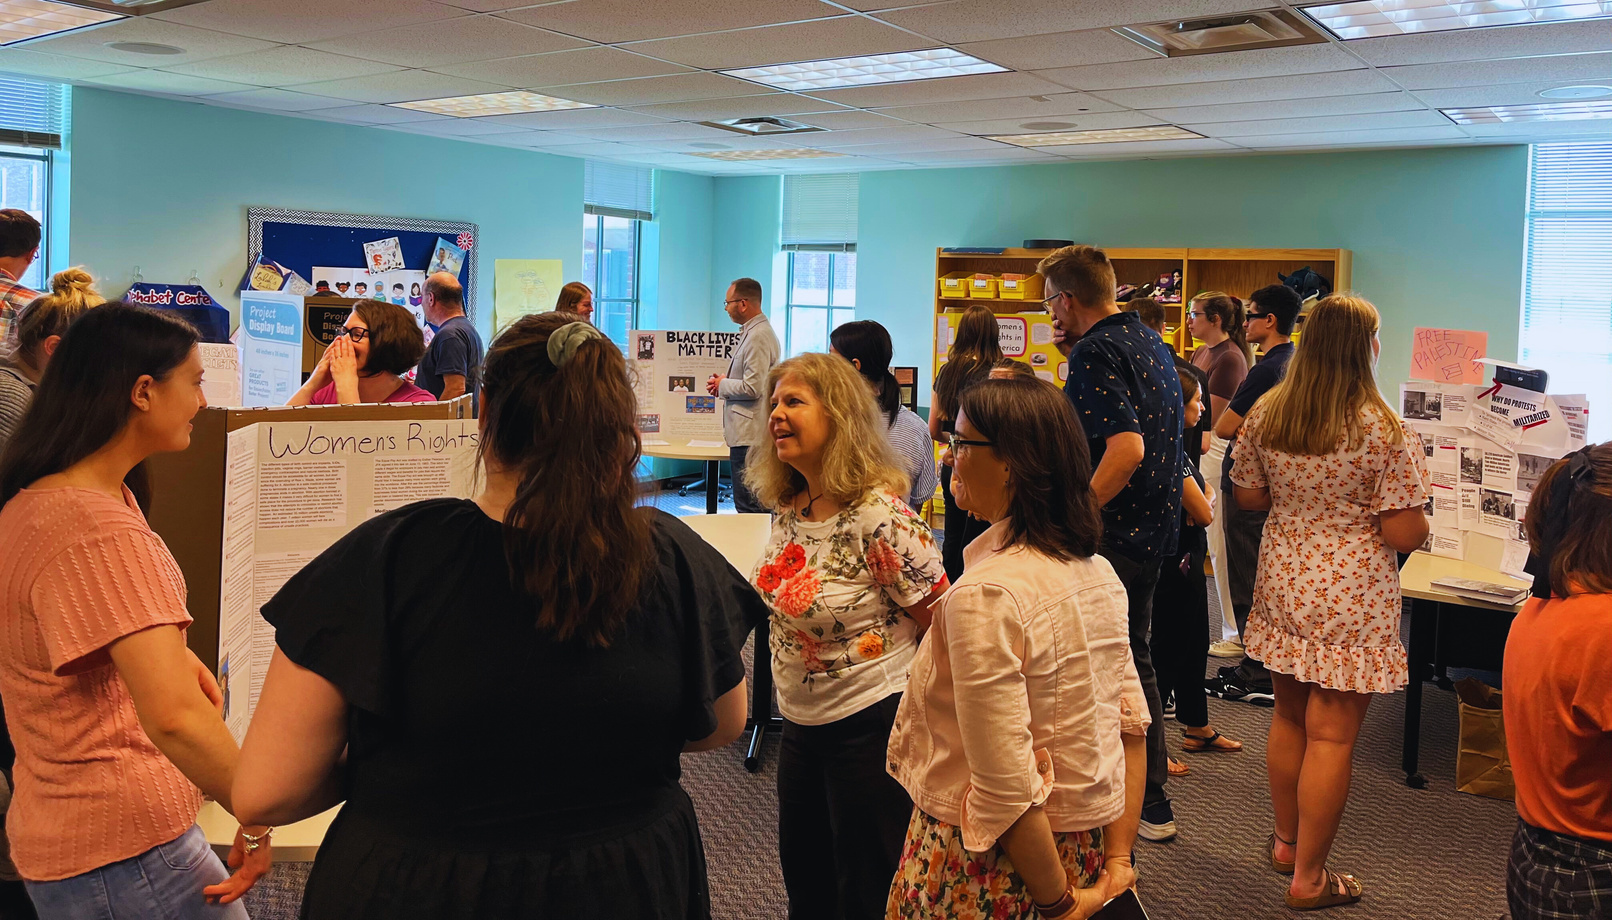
left=0, top=146, right=49, bottom=291
left=781, top=173, right=858, bottom=355
left=582, top=214, right=640, bottom=347
left=1519, top=143, right=1612, bottom=442
left=0, top=77, right=66, bottom=292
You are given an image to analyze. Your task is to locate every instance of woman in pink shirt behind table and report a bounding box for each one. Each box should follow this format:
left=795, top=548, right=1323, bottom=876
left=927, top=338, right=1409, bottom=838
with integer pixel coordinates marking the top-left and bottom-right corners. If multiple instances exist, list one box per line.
left=886, top=376, right=1148, bottom=920
left=0, top=304, right=271, bottom=919
left=288, top=299, right=434, bottom=406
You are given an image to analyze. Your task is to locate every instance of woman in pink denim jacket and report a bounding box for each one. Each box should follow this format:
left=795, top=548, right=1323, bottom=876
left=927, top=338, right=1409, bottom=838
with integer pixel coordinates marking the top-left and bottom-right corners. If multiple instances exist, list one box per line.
left=886, top=376, right=1149, bottom=920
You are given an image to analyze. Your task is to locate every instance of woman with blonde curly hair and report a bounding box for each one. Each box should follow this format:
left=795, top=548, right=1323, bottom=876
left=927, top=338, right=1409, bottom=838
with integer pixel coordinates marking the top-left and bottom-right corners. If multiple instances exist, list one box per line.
left=747, top=352, right=948, bottom=920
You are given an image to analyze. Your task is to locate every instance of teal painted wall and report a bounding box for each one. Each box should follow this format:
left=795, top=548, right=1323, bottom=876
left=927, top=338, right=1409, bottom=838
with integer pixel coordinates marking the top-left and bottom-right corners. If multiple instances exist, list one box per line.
left=68, top=87, right=583, bottom=342
left=855, top=146, right=1529, bottom=402
left=712, top=176, right=782, bottom=329
left=641, top=169, right=714, bottom=331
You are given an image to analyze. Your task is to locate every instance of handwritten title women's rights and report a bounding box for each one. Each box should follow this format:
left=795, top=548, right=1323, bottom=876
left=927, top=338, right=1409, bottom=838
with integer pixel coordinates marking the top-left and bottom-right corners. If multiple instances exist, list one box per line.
left=266, top=420, right=479, bottom=459
left=665, top=330, right=739, bottom=359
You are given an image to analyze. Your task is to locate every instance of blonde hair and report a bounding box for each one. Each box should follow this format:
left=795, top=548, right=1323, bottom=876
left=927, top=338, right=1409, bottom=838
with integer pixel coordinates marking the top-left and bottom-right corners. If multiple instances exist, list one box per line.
left=744, top=352, right=909, bottom=511
left=14, top=268, right=104, bottom=368
left=1254, top=293, right=1402, bottom=455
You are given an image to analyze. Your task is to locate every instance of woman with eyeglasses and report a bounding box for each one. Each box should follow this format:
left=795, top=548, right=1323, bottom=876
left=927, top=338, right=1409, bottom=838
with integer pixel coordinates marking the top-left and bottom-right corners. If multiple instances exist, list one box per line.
left=747, top=352, right=947, bottom=920
left=1186, top=292, right=1250, bottom=428
left=287, top=300, right=433, bottom=406
left=887, top=376, right=1146, bottom=920
left=930, top=304, right=1002, bottom=581
left=830, top=320, right=938, bottom=513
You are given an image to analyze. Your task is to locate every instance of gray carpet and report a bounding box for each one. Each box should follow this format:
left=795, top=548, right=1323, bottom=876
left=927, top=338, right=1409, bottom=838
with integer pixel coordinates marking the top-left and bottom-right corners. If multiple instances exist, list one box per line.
left=241, top=491, right=1517, bottom=919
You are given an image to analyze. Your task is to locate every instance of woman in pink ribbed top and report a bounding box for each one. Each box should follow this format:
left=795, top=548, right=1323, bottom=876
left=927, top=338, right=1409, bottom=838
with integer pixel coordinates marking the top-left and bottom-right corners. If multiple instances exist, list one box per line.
left=0, top=305, right=270, bottom=919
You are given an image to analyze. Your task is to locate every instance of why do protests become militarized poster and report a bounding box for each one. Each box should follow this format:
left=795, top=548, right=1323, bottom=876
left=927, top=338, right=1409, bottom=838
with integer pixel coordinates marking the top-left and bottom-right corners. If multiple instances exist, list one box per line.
left=629, top=329, right=739, bottom=446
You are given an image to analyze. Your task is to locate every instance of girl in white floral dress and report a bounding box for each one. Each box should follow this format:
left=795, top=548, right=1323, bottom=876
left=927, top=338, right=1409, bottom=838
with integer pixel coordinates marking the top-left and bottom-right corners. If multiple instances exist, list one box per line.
left=1229, top=294, right=1430, bottom=912
left=746, top=352, right=948, bottom=920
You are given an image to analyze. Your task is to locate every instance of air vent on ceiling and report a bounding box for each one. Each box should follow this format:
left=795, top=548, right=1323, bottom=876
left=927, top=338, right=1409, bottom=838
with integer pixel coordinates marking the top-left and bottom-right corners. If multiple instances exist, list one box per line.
left=1113, top=9, right=1325, bottom=57
left=698, top=117, right=825, bottom=137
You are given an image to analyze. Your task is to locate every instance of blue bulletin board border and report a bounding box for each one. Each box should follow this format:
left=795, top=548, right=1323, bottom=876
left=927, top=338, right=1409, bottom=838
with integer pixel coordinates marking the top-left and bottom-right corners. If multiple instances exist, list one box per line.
left=247, top=207, right=479, bottom=323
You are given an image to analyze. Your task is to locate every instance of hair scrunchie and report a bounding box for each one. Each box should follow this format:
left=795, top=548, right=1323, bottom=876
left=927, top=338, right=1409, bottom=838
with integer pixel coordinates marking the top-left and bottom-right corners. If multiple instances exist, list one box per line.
left=548, top=321, right=603, bottom=368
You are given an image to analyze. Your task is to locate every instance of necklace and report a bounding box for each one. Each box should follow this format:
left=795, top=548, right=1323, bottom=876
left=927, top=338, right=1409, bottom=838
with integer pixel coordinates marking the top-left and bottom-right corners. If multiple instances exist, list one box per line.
left=801, top=486, right=826, bottom=520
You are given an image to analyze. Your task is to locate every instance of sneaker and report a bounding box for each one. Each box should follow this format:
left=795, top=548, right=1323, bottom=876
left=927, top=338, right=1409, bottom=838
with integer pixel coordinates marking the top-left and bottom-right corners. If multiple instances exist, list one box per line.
left=1163, top=692, right=1176, bottom=720
left=1208, top=638, right=1245, bottom=658
left=1139, top=801, right=1178, bottom=842
left=1205, top=672, right=1276, bottom=707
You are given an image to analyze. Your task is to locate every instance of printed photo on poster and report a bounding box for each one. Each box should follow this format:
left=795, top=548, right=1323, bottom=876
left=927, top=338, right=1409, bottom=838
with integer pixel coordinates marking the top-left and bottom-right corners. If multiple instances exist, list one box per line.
left=1403, top=387, right=1442, bottom=421
left=1480, top=487, right=1515, bottom=522
left=637, top=334, right=656, bottom=361
left=1459, top=447, right=1483, bottom=484
left=1516, top=452, right=1553, bottom=495
left=687, top=396, right=716, bottom=414
left=668, top=376, right=695, bottom=393
left=637, top=414, right=660, bottom=433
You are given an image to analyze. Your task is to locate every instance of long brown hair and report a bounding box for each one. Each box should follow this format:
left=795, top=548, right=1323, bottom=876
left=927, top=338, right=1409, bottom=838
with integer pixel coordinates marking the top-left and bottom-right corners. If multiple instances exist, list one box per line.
left=1253, top=293, right=1401, bottom=455
left=958, top=377, right=1100, bottom=560
left=477, top=311, right=653, bottom=646
left=933, top=304, right=1001, bottom=425
left=1525, top=443, right=1612, bottom=597
left=554, top=281, right=591, bottom=313
left=1191, top=292, right=1250, bottom=364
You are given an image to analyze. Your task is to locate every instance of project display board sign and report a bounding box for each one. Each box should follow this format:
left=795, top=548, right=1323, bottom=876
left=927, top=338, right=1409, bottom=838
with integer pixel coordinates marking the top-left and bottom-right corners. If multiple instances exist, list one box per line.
left=935, top=311, right=1068, bottom=385
left=217, top=417, right=479, bottom=739
left=238, top=291, right=303, bottom=407
left=629, top=329, right=738, bottom=448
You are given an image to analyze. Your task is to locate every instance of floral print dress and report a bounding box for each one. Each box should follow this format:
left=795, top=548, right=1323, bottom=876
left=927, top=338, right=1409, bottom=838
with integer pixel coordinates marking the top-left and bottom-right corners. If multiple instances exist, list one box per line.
left=888, top=810, right=1103, bottom=920
left=1229, top=404, right=1430, bottom=694
left=752, top=491, right=946, bottom=726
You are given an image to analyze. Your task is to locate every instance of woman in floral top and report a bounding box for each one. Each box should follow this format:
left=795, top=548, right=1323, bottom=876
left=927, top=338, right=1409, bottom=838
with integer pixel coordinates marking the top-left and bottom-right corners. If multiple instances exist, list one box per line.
left=746, top=352, right=948, bottom=920
left=1229, top=294, right=1430, bottom=912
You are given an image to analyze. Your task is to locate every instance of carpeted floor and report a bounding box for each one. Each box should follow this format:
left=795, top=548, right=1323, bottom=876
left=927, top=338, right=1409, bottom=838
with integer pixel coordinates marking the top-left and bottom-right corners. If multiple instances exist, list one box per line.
left=241, top=491, right=1518, bottom=919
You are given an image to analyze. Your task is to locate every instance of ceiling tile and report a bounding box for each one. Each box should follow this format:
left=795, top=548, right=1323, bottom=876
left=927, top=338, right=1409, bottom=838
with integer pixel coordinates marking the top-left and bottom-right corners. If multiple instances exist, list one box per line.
left=1032, top=136, right=1238, bottom=156
left=1380, top=52, right=1612, bottom=91
left=873, top=90, right=1123, bottom=123
left=623, top=16, right=930, bottom=70
left=291, top=70, right=513, bottom=103
left=0, top=48, right=135, bottom=81
left=87, top=70, right=257, bottom=96
left=804, top=70, right=1073, bottom=108
left=520, top=140, right=652, bottom=156
left=624, top=93, right=849, bottom=121
left=304, top=15, right=593, bottom=68
left=19, top=18, right=276, bottom=67
left=498, top=0, right=844, bottom=43
left=430, top=46, right=691, bottom=87
left=871, top=0, right=1266, bottom=44
left=1347, top=18, right=1612, bottom=67
left=940, top=110, right=1162, bottom=135
left=892, top=149, right=1064, bottom=166
left=151, top=0, right=469, bottom=45
left=832, top=136, right=1016, bottom=155
left=204, top=88, right=355, bottom=111
left=162, top=46, right=403, bottom=86
left=478, top=129, right=597, bottom=146
left=472, top=107, right=674, bottom=128
left=788, top=109, right=905, bottom=129
left=1190, top=109, right=1451, bottom=137
left=390, top=118, right=536, bottom=136
left=564, top=121, right=743, bottom=141
left=1141, top=92, right=1425, bottom=124
left=958, top=28, right=1158, bottom=72
left=1093, top=69, right=1400, bottom=108
left=301, top=103, right=451, bottom=124
left=1457, top=120, right=1612, bottom=139
left=535, top=72, right=764, bottom=106
left=1232, top=126, right=1467, bottom=148
left=1036, top=43, right=1366, bottom=92
left=1414, top=81, right=1612, bottom=109
left=789, top=123, right=963, bottom=147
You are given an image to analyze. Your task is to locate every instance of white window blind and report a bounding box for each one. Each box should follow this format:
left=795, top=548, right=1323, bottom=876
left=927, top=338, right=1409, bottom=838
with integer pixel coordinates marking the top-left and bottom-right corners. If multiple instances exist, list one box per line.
left=1520, top=143, right=1612, bottom=442
left=782, top=173, right=858, bottom=252
left=0, top=77, right=66, bottom=150
left=583, top=161, right=654, bottom=221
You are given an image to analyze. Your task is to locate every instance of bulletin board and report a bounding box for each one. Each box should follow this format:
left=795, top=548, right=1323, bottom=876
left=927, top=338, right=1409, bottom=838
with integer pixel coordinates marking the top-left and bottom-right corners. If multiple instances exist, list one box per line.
left=247, top=208, right=479, bottom=323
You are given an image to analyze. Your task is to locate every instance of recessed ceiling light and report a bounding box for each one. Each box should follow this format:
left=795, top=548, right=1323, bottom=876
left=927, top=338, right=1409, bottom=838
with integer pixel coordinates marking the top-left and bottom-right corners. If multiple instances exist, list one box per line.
left=389, top=90, right=595, bottom=118
left=1021, top=121, right=1078, bottom=131
left=1300, top=0, right=1612, bottom=40
left=688, top=148, right=845, bottom=161
left=1539, top=84, right=1612, bottom=99
left=698, top=116, right=824, bottom=137
left=105, top=40, right=182, bottom=54
left=723, top=48, right=1007, bottom=92
left=1115, top=10, right=1326, bottom=55
left=0, top=0, right=122, bottom=46
left=989, top=125, right=1206, bottom=146
left=1442, top=100, right=1612, bottom=124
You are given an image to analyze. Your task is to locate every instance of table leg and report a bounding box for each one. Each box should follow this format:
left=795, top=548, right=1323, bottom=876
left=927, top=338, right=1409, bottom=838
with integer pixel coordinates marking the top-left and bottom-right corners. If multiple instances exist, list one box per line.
left=705, top=459, right=719, bottom=515
left=745, top=619, right=781, bottom=773
left=1403, top=597, right=1433, bottom=789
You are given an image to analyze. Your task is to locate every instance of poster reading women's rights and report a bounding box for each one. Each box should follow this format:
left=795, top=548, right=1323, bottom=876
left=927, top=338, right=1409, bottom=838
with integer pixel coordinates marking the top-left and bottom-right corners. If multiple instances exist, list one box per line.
left=628, top=329, right=740, bottom=445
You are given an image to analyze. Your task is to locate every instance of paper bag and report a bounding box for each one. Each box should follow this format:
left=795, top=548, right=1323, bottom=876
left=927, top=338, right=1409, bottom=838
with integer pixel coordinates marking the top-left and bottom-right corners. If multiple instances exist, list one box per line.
left=1454, top=678, right=1514, bottom=800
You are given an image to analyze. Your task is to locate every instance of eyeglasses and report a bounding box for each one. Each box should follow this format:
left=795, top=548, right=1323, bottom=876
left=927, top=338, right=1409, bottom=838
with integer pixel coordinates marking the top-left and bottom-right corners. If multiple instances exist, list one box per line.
left=339, top=326, right=369, bottom=342
left=724, top=298, right=746, bottom=306
left=1247, top=311, right=1275, bottom=321
left=943, top=432, right=994, bottom=453
left=1040, top=290, right=1066, bottom=309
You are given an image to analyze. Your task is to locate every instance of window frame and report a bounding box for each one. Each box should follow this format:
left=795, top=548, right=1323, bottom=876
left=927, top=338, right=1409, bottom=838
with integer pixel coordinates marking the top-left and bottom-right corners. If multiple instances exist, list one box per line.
left=783, top=249, right=856, bottom=356
left=0, top=144, right=51, bottom=291
left=582, top=211, right=642, bottom=346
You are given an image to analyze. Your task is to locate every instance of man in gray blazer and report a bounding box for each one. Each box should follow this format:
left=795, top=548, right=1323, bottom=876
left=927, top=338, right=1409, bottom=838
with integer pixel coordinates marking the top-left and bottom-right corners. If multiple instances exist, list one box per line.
left=706, top=277, right=780, bottom=513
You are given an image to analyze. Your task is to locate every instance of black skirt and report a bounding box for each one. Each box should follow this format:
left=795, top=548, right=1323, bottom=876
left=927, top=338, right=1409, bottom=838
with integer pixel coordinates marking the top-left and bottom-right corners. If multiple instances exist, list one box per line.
left=301, top=786, right=711, bottom=920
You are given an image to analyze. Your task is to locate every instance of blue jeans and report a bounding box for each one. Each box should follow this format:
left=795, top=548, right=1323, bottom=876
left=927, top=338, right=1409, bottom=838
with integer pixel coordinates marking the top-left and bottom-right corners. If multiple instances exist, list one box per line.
left=24, top=825, right=248, bottom=920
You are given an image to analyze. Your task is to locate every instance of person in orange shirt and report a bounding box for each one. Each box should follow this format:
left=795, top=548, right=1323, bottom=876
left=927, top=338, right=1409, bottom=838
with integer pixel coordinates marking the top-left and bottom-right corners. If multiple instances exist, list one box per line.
left=1504, top=442, right=1612, bottom=920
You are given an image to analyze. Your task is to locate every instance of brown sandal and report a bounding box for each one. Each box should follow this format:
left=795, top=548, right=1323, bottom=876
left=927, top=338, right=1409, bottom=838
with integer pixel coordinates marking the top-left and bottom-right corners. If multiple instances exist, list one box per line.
left=1182, top=729, right=1243, bottom=753
left=1168, top=757, right=1191, bottom=777
left=1268, top=833, right=1295, bottom=875
left=1286, top=870, right=1362, bottom=911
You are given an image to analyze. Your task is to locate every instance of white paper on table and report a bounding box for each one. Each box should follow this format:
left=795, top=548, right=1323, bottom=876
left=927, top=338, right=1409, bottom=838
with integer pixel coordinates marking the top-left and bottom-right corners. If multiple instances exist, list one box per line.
left=1429, top=529, right=1464, bottom=560
left=642, top=438, right=671, bottom=446
left=1500, top=539, right=1532, bottom=580
left=687, top=439, right=727, bottom=448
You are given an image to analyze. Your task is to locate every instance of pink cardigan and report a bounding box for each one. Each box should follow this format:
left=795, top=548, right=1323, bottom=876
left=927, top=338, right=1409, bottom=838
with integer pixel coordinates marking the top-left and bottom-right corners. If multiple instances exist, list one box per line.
left=886, top=520, right=1148, bottom=852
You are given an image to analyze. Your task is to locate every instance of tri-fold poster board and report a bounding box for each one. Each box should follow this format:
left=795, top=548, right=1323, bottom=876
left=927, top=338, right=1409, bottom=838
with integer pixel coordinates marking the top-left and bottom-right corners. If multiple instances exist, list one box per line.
left=630, top=328, right=736, bottom=450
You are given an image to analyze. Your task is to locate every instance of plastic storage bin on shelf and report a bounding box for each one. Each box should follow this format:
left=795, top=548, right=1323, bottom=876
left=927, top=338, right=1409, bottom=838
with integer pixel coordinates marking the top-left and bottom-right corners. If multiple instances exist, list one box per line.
left=996, top=273, right=1044, bottom=301
left=939, top=271, right=996, bottom=299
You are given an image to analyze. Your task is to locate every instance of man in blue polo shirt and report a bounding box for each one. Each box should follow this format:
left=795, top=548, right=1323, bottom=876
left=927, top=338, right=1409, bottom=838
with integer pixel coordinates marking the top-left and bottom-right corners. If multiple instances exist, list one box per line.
left=417, top=272, right=484, bottom=414
left=1043, top=244, right=1185, bottom=842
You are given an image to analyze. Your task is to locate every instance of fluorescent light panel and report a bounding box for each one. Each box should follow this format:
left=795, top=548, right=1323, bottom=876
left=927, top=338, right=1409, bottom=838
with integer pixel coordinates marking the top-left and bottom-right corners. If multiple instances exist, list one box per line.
left=0, top=0, right=121, bottom=45
left=1443, top=100, right=1612, bottom=123
left=389, top=91, right=595, bottom=118
left=688, top=148, right=845, bottom=161
left=989, top=125, right=1206, bottom=146
left=723, top=48, right=1006, bottom=92
left=1301, top=0, right=1612, bottom=40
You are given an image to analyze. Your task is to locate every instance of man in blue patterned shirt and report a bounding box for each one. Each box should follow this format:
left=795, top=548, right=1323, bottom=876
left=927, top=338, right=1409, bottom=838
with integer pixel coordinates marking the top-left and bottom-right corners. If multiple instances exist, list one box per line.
left=1043, top=244, right=1186, bottom=843
left=0, top=210, right=41, bottom=356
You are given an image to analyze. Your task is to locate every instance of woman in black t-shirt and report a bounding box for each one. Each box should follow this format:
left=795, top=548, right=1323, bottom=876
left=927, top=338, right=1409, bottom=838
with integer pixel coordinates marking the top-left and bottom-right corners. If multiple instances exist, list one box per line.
left=231, top=311, right=761, bottom=920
